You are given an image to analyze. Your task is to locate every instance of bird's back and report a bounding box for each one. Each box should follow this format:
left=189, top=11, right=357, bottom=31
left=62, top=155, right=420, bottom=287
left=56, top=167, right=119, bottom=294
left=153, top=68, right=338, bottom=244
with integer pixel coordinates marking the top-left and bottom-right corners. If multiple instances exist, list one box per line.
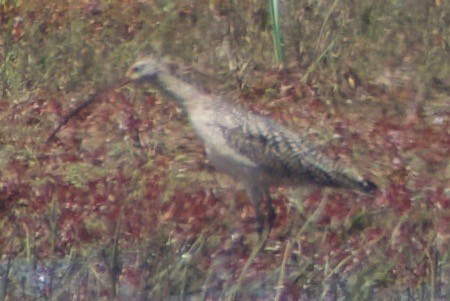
left=187, top=98, right=376, bottom=193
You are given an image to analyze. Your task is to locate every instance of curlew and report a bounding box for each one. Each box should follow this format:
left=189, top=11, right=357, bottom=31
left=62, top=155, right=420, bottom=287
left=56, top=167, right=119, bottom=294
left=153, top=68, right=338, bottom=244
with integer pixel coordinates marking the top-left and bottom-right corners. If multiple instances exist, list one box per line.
left=126, top=54, right=377, bottom=233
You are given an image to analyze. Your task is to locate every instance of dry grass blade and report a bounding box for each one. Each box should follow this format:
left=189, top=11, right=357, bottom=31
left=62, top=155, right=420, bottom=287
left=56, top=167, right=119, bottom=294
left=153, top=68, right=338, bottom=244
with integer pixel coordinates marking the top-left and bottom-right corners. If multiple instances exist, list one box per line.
left=224, top=232, right=268, bottom=301
left=274, top=239, right=292, bottom=301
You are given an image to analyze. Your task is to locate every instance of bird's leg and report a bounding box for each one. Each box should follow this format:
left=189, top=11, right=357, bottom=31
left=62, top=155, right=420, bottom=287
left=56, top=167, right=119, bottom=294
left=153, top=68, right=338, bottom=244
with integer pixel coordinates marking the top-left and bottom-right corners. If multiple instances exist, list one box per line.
left=263, top=189, right=276, bottom=230
left=247, top=185, right=276, bottom=234
left=247, top=184, right=265, bottom=234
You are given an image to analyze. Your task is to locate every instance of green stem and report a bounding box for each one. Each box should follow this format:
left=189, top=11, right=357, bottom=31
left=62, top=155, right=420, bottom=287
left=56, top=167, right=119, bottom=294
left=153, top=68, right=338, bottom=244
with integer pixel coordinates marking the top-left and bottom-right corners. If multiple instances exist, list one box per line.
left=269, top=0, right=285, bottom=63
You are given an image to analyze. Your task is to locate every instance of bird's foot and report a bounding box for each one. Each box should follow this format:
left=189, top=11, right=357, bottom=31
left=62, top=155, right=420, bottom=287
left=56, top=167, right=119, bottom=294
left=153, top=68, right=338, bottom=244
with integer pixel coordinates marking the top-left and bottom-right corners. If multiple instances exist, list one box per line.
left=267, top=204, right=276, bottom=229
left=256, top=207, right=276, bottom=237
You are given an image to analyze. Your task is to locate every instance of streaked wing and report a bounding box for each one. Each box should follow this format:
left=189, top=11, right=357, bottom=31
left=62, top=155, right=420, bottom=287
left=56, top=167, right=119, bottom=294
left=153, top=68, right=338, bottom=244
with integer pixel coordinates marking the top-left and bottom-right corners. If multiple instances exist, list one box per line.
left=223, top=114, right=341, bottom=184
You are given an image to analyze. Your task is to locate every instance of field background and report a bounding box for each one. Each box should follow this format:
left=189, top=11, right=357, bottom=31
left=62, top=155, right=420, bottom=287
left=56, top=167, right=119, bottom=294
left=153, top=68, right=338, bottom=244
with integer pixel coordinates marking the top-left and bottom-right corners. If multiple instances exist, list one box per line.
left=0, top=0, right=449, bottom=300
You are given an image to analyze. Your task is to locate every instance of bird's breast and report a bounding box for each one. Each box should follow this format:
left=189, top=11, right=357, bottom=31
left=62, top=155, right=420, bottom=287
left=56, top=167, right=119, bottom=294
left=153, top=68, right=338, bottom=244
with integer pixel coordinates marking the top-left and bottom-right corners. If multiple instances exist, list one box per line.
left=186, top=105, right=258, bottom=180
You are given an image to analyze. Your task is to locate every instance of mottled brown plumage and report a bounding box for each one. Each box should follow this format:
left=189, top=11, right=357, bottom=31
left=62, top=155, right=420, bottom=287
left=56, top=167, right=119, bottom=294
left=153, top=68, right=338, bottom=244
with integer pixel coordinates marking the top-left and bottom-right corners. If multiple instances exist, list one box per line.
left=127, top=54, right=377, bottom=232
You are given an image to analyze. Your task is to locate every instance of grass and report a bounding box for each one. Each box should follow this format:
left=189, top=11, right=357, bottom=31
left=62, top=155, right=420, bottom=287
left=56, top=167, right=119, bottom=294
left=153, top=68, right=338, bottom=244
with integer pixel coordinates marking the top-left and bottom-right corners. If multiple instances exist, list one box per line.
left=0, top=0, right=449, bottom=299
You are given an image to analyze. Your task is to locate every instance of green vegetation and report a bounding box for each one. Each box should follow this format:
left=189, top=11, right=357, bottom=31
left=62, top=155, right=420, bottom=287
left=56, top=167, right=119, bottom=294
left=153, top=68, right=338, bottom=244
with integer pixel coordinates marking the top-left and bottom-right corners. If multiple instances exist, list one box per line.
left=0, top=0, right=448, bottom=299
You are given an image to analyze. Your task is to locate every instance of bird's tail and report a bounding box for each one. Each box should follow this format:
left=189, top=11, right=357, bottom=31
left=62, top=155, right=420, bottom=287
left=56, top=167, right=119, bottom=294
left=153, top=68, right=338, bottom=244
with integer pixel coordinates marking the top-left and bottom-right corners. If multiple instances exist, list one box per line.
left=332, top=168, right=378, bottom=193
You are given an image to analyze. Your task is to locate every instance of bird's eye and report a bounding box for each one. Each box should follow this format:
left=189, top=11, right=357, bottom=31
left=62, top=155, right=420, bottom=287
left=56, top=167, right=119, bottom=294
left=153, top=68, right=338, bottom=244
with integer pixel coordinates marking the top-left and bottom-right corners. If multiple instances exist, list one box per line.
left=131, top=66, right=142, bottom=73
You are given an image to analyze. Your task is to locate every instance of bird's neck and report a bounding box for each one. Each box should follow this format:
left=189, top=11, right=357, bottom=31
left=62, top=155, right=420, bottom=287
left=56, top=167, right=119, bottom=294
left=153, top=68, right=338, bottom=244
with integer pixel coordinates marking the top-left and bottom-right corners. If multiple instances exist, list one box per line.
left=152, top=71, right=208, bottom=110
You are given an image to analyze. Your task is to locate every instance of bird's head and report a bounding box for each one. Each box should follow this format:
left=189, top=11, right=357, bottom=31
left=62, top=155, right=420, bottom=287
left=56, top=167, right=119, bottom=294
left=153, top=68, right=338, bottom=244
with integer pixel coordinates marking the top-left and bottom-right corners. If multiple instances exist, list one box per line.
left=126, top=54, right=165, bottom=81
